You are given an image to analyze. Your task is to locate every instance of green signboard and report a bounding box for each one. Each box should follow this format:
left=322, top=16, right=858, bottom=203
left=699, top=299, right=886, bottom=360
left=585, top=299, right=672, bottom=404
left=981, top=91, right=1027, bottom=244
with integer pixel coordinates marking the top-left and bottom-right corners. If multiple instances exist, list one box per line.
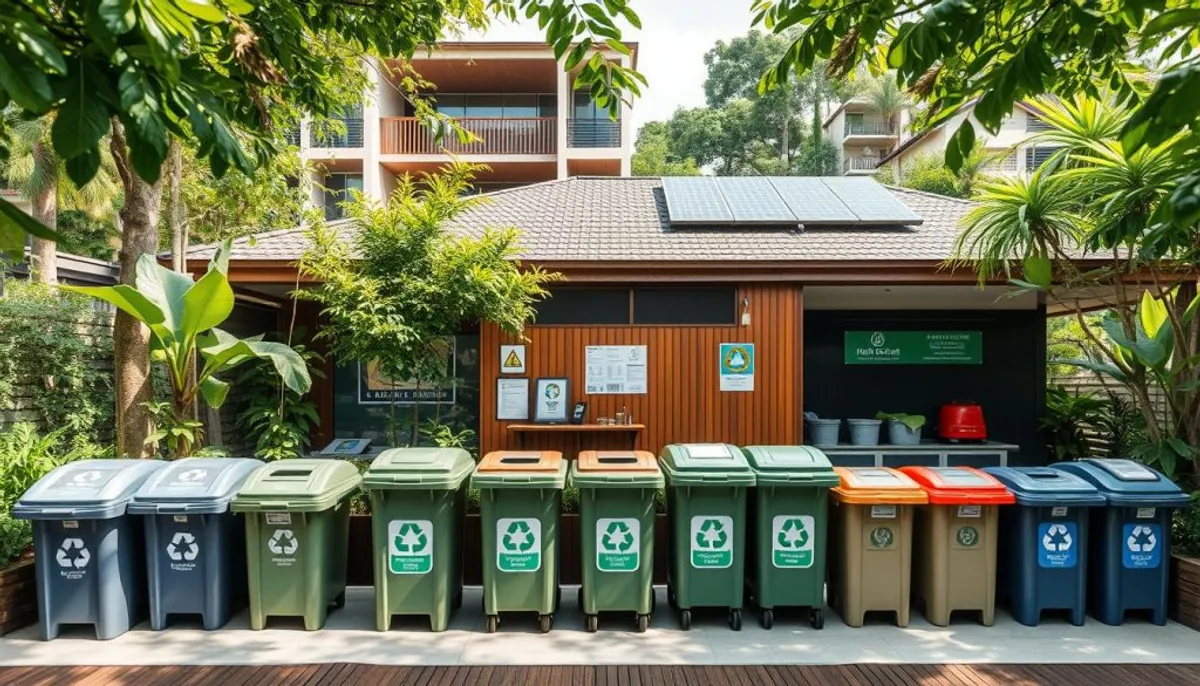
left=845, top=331, right=982, bottom=365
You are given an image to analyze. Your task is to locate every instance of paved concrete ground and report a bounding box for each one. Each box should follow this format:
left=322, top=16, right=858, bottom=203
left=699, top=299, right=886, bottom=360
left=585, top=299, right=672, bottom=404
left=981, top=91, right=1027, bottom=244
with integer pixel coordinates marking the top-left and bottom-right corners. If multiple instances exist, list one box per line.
left=1, top=587, right=1197, bottom=666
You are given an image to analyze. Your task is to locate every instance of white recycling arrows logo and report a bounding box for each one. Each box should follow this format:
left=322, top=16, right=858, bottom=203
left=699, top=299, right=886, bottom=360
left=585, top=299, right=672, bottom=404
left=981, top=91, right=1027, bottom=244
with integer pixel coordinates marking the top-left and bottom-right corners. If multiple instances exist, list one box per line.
left=56, top=538, right=91, bottom=569
left=1042, top=524, right=1073, bottom=552
left=167, top=532, right=200, bottom=561
left=268, top=529, right=298, bottom=555
left=1127, top=525, right=1158, bottom=553
left=73, top=470, right=102, bottom=484
left=176, top=469, right=208, bottom=483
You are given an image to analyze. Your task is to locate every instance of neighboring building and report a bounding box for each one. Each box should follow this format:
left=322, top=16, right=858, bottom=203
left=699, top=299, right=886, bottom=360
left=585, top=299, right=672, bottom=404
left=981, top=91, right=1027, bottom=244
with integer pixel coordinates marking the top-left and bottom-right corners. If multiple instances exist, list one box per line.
left=0, top=189, right=32, bottom=217
left=296, top=42, right=637, bottom=219
left=822, top=97, right=910, bottom=176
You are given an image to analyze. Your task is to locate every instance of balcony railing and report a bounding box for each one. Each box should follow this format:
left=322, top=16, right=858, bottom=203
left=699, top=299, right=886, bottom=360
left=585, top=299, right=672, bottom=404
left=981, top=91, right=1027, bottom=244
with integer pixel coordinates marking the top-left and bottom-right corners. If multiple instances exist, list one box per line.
left=844, top=120, right=897, bottom=137
left=567, top=119, right=621, bottom=148
left=843, top=156, right=881, bottom=173
left=284, top=126, right=301, bottom=147
left=309, top=118, right=364, bottom=148
left=380, top=117, right=556, bottom=155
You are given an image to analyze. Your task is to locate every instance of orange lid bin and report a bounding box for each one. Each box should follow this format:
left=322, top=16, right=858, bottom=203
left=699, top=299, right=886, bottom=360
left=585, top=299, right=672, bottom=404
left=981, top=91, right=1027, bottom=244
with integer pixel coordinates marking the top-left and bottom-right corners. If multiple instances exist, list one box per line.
left=576, top=450, right=660, bottom=473
left=898, top=466, right=1015, bottom=506
left=476, top=450, right=563, bottom=473
left=831, top=467, right=928, bottom=505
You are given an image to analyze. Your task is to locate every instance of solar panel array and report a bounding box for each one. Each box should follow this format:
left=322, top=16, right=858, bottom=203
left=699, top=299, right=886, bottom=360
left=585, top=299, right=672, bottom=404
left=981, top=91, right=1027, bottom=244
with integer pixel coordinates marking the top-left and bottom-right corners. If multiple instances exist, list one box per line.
left=661, top=176, right=923, bottom=227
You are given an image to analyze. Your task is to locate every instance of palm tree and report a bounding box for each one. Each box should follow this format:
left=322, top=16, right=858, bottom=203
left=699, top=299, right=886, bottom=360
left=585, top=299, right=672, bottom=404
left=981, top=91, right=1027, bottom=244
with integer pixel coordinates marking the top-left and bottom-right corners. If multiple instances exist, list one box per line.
left=0, top=115, right=121, bottom=284
left=866, top=76, right=907, bottom=134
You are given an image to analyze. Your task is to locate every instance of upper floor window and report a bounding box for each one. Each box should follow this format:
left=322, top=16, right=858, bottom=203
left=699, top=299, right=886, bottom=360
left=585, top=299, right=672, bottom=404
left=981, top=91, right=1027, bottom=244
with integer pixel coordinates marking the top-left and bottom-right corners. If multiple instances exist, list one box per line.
left=1024, top=146, right=1058, bottom=171
left=435, top=94, right=556, bottom=119
left=1025, top=114, right=1053, bottom=132
left=323, top=173, right=363, bottom=221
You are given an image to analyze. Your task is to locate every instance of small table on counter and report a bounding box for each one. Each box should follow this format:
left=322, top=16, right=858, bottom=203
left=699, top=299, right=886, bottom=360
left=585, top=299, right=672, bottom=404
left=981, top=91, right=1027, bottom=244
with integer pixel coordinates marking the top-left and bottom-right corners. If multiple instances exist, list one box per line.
left=816, top=440, right=1017, bottom=469
left=507, top=423, right=645, bottom=452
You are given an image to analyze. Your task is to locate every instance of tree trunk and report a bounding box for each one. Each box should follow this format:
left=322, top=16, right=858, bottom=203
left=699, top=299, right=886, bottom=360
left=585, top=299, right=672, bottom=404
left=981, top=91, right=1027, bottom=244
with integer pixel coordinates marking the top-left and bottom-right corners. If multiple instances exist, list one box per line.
left=167, top=140, right=188, bottom=273
left=29, top=142, right=58, bottom=285
left=110, top=119, right=165, bottom=458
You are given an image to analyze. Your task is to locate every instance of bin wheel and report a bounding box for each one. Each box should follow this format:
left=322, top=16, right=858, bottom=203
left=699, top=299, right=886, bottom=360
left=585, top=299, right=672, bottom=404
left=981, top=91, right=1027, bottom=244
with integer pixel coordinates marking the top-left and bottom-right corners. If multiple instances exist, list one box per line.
left=729, top=609, right=742, bottom=632
left=485, top=615, right=499, bottom=634
left=585, top=614, right=598, bottom=633
left=810, top=608, right=825, bottom=630
left=334, top=591, right=346, bottom=609
left=636, top=614, right=649, bottom=633
left=539, top=614, right=553, bottom=634
left=760, top=609, right=774, bottom=630
left=679, top=609, right=692, bottom=631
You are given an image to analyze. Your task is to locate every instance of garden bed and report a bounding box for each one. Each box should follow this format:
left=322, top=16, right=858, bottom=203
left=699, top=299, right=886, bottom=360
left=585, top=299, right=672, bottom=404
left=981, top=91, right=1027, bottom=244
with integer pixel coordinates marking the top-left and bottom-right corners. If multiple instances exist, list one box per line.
left=1169, top=554, right=1200, bottom=631
left=0, top=559, right=37, bottom=635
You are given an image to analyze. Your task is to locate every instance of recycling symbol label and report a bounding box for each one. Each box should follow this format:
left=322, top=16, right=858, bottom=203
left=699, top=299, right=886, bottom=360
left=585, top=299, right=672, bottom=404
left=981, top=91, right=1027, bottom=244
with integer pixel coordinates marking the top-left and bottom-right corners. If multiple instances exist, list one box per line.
left=56, top=537, right=90, bottom=578
left=1123, top=523, right=1161, bottom=569
left=690, top=515, right=733, bottom=568
left=869, top=526, right=895, bottom=550
left=596, top=518, right=640, bottom=572
left=772, top=515, right=815, bottom=568
left=267, top=528, right=299, bottom=564
left=497, top=518, right=541, bottom=572
left=1038, top=521, right=1077, bottom=568
left=167, top=531, right=200, bottom=570
left=388, top=520, right=433, bottom=575
left=955, top=526, right=980, bottom=548
left=170, top=468, right=213, bottom=487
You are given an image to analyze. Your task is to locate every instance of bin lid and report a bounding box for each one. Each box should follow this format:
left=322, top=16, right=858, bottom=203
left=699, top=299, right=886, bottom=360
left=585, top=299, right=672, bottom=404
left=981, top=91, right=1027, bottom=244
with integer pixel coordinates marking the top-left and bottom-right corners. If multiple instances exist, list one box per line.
left=981, top=467, right=1106, bottom=507
left=362, top=448, right=474, bottom=490
left=13, top=459, right=167, bottom=520
left=571, top=451, right=664, bottom=489
left=230, top=459, right=361, bottom=513
left=898, top=466, right=1015, bottom=505
left=658, top=444, right=755, bottom=487
left=741, top=446, right=839, bottom=487
left=830, top=467, right=927, bottom=505
left=128, top=457, right=264, bottom=515
left=1050, top=459, right=1190, bottom=507
left=471, top=451, right=567, bottom=489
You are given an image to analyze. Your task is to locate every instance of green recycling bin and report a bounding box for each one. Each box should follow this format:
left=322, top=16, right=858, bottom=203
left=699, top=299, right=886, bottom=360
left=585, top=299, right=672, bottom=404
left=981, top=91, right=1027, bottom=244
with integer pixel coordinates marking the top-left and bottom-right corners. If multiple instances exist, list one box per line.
left=471, top=450, right=566, bottom=634
left=660, top=443, right=755, bottom=631
left=572, top=450, right=664, bottom=633
left=231, top=459, right=360, bottom=631
left=743, top=445, right=839, bottom=630
left=364, top=447, right=473, bottom=632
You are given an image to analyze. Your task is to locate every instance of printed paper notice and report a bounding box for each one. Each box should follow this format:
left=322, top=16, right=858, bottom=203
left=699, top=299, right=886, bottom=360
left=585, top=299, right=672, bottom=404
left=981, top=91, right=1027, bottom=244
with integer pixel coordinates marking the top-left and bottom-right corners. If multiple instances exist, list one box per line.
left=585, top=346, right=648, bottom=394
left=497, top=378, right=529, bottom=420
left=719, top=343, right=755, bottom=392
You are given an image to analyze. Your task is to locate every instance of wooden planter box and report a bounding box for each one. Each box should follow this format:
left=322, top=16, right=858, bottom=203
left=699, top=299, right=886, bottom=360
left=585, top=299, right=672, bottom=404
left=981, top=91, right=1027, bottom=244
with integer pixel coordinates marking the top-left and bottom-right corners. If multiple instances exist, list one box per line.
left=1170, top=554, right=1200, bottom=631
left=0, top=559, right=37, bottom=635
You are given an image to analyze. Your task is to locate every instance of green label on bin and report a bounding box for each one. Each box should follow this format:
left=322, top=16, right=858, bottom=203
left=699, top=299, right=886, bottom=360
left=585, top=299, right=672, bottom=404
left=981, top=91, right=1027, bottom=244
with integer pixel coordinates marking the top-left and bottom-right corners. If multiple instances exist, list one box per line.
left=597, top=518, right=640, bottom=572
left=869, top=526, right=895, bottom=549
left=955, top=525, right=980, bottom=548
left=691, top=516, right=733, bottom=568
left=388, top=519, right=433, bottom=574
left=497, top=518, right=541, bottom=572
left=772, top=515, right=815, bottom=568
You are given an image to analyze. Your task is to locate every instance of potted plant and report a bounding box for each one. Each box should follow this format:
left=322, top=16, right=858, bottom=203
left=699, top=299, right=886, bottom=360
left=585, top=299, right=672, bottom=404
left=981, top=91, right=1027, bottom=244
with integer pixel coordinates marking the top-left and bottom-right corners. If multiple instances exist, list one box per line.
left=876, top=412, right=926, bottom=445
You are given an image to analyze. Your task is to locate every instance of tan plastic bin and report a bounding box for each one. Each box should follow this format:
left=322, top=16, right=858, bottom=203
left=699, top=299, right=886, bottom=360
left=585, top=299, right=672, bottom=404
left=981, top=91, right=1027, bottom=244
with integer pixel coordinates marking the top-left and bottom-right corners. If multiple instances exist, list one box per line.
left=828, top=467, right=927, bottom=627
left=900, top=466, right=1015, bottom=626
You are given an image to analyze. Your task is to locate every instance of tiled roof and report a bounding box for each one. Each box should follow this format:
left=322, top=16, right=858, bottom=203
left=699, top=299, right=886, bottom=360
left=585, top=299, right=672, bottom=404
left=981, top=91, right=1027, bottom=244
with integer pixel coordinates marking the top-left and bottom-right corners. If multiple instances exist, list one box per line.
left=186, top=177, right=975, bottom=264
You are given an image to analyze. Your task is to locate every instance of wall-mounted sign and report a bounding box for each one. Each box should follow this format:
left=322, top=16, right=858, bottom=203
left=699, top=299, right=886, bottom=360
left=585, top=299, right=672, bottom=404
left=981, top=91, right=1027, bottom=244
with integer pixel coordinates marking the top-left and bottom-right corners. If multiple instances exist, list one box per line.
left=845, top=331, right=982, bottom=365
left=357, top=340, right=457, bottom=404
left=496, top=378, right=530, bottom=421
left=500, top=344, right=526, bottom=374
left=585, top=345, right=648, bottom=394
left=534, top=378, right=570, bottom=423
left=719, top=343, right=755, bottom=392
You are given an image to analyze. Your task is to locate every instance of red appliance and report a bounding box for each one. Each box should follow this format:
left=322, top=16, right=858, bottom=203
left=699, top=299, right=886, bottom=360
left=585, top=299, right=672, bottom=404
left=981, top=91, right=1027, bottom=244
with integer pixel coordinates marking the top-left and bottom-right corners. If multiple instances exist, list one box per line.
left=939, top=400, right=987, bottom=442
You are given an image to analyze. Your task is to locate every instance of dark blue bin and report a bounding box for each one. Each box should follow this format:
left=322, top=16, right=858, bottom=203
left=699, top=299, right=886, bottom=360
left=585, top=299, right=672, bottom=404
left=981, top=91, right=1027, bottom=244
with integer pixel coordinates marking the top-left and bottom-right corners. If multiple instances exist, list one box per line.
left=129, top=457, right=264, bottom=630
left=1052, top=458, right=1189, bottom=625
left=13, top=459, right=166, bottom=640
left=982, top=466, right=1104, bottom=626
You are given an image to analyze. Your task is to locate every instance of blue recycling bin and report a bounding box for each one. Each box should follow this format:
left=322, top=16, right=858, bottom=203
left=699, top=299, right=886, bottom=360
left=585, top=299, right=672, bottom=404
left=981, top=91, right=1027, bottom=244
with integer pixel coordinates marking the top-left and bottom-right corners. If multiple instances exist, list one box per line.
left=1052, top=458, right=1189, bottom=625
left=129, top=457, right=264, bottom=630
left=13, top=459, right=166, bottom=640
left=983, top=466, right=1104, bottom=626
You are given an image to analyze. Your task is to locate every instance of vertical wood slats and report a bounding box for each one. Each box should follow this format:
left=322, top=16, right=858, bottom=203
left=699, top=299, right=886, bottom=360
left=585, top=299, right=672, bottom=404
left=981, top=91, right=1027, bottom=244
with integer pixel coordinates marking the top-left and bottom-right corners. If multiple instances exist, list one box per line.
left=379, top=118, right=556, bottom=155
left=478, top=285, right=802, bottom=457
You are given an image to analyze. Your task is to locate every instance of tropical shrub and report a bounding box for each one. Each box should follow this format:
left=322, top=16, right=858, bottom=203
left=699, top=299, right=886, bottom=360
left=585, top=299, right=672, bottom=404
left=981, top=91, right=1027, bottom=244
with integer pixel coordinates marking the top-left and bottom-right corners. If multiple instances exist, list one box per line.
left=235, top=344, right=324, bottom=461
left=1041, top=387, right=1109, bottom=462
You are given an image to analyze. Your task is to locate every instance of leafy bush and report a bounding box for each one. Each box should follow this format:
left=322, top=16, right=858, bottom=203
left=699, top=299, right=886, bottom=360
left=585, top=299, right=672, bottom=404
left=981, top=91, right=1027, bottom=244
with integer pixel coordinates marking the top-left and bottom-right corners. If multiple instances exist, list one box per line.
left=1041, top=387, right=1110, bottom=461
left=900, top=156, right=964, bottom=198
left=1173, top=494, right=1200, bottom=557
left=235, top=344, right=324, bottom=461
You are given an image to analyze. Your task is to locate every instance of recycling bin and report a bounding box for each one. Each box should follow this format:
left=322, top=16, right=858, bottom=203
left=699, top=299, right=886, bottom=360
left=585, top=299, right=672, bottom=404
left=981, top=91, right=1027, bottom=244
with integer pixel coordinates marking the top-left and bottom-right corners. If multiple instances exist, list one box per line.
left=13, top=459, right=166, bottom=640
left=571, top=450, right=663, bottom=633
left=129, top=457, right=263, bottom=630
left=363, top=447, right=473, bottom=632
left=471, top=450, right=566, bottom=634
left=1052, top=458, right=1190, bottom=625
left=827, top=467, right=927, bottom=627
left=983, top=466, right=1104, bottom=626
left=743, top=445, right=839, bottom=630
left=899, top=466, right=1014, bottom=626
left=659, top=443, right=755, bottom=631
left=231, top=459, right=361, bottom=630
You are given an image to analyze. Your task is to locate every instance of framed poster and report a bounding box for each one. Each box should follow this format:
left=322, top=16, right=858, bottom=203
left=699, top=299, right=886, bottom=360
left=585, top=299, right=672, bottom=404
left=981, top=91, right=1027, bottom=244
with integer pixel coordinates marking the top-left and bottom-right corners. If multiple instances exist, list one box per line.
left=585, top=345, right=648, bottom=394
left=719, top=343, right=755, bottom=392
left=496, top=378, right=530, bottom=421
left=533, top=378, right=570, bottom=423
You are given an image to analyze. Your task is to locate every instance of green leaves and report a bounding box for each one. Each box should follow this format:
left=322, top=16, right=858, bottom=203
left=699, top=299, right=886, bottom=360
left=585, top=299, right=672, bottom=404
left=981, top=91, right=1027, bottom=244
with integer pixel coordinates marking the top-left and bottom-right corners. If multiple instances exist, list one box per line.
left=53, top=60, right=113, bottom=163
left=0, top=198, right=62, bottom=259
left=945, top=121, right=975, bottom=174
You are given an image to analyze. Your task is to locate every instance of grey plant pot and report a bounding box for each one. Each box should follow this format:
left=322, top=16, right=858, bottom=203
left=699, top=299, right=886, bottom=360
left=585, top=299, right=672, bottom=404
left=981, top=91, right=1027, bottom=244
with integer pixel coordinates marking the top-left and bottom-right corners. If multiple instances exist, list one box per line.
left=847, top=419, right=882, bottom=446
left=887, top=420, right=922, bottom=445
left=806, top=419, right=841, bottom=446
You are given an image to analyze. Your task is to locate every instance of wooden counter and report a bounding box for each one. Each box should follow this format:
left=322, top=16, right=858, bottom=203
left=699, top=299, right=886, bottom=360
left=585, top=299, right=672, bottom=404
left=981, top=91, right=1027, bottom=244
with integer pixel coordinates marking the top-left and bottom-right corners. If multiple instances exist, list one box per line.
left=506, top=423, right=644, bottom=451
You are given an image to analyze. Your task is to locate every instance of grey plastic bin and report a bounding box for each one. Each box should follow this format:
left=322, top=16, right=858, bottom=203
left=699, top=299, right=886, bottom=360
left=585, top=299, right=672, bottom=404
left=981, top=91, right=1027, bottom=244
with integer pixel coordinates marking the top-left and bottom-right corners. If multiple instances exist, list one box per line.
left=13, top=459, right=166, bottom=640
left=129, top=458, right=263, bottom=630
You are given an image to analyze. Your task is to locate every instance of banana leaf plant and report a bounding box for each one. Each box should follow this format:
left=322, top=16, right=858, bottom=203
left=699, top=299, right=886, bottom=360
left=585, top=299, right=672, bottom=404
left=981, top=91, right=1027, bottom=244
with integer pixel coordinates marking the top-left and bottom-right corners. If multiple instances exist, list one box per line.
left=62, top=241, right=311, bottom=457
